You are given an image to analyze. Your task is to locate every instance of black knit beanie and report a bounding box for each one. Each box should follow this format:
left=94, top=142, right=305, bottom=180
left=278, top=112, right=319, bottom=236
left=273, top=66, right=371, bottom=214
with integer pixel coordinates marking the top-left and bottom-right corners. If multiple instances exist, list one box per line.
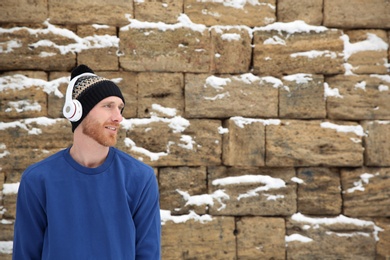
left=69, top=65, right=125, bottom=132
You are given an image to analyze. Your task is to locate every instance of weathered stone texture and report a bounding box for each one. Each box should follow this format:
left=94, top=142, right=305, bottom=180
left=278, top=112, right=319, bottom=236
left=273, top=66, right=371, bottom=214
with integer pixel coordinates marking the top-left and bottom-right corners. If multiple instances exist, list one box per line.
left=0, top=24, right=76, bottom=71
left=47, top=72, right=69, bottom=118
left=266, top=120, right=364, bottom=167
left=277, top=0, right=323, bottom=25
left=119, top=26, right=211, bottom=73
left=119, top=119, right=221, bottom=167
left=0, top=0, right=48, bottom=23
left=184, top=0, right=276, bottom=27
left=77, top=25, right=119, bottom=71
left=0, top=71, right=48, bottom=120
left=137, top=73, right=184, bottom=118
left=161, top=216, right=236, bottom=259
left=324, top=0, right=390, bottom=28
left=376, top=218, right=390, bottom=259
left=280, top=74, right=326, bottom=119
left=210, top=27, right=252, bottom=74
left=49, top=0, right=132, bottom=26
left=286, top=213, right=377, bottom=259
left=159, top=167, right=207, bottom=215
left=363, top=121, right=390, bottom=166
left=326, top=75, right=390, bottom=120
left=208, top=166, right=297, bottom=216
left=222, top=118, right=266, bottom=167
left=341, top=167, right=390, bottom=217
left=236, top=217, right=285, bottom=259
left=344, top=30, right=389, bottom=74
left=0, top=220, right=14, bottom=241
left=297, top=168, right=342, bottom=215
left=2, top=194, right=17, bottom=219
left=253, top=28, right=344, bottom=77
left=185, top=74, right=279, bottom=119
left=134, top=0, right=182, bottom=24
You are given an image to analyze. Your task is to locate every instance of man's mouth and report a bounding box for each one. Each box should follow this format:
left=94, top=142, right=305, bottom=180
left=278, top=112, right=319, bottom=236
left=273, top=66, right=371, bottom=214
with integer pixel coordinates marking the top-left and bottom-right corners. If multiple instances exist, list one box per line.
left=105, top=126, right=118, bottom=131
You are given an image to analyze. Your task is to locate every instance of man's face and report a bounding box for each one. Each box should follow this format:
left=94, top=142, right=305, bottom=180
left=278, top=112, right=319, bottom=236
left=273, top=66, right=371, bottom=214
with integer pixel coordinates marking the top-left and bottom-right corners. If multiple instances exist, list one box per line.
left=81, top=96, right=124, bottom=147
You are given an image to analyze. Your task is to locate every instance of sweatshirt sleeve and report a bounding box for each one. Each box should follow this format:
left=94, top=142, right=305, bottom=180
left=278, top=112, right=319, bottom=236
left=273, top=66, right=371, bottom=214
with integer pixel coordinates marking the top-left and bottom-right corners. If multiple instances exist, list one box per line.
left=13, top=172, right=47, bottom=260
left=133, top=169, right=161, bottom=260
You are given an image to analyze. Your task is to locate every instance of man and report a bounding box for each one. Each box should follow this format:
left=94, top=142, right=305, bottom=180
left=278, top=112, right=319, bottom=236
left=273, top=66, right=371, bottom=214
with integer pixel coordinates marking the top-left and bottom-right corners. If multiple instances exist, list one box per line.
left=13, top=65, right=161, bottom=259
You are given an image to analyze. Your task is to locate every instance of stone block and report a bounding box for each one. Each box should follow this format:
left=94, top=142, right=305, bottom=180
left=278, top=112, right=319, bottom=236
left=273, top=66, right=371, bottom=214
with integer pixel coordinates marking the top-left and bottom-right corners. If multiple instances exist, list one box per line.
left=210, top=26, right=252, bottom=73
left=208, top=166, right=297, bottom=216
left=266, top=120, right=364, bottom=167
left=48, top=72, right=69, bottom=118
left=0, top=23, right=76, bottom=71
left=286, top=213, right=377, bottom=259
left=343, top=30, right=389, bottom=74
left=324, top=0, right=390, bottom=28
left=0, top=0, right=48, bottom=23
left=0, top=220, right=14, bottom=241
left=159, top=167, right=207, bottom=214
left=184, top=0, right=276, bottom=27
left=99, top=71, right=138, bottom=119
left=119, top=119, right=221, bottom=166
left=3, top=194, right=17, bottom=219
left=0, top=71, right=48, bottom=120
left=363, top=121, right=390, bottom=166
left=119, top=24, right=211, bottom=73
left=297, top=167, right=342, bottom=215
left=137, top=73, right=184, bottom=118
left=222, top=118, right=268, bottom=167
left=327, top=75, right=390, bottom=120
left=280, top=74, right=326, bottom=119
left=277, top=0, right=323, bottom=25
left=48, top=0, right=132, bottom=26
left=253, top=27, right=344, bottom=77
left=161, top=216, right=236, bottom=259
left=185, top=74, right=279, bottom=119
left=376, top=218, right=390, bottom=259
left=134, top=0, right=182, bottom=24
left=236, top=217, right=285, bottom=259
left=341, top=167, right=390, bottom=217
left=77, top=25, right=119, bottom=71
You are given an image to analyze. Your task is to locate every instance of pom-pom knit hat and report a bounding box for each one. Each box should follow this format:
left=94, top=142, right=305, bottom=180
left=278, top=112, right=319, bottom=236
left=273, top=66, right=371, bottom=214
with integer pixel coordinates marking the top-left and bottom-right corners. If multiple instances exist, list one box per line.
left=68, top=64, right=125, bottom=132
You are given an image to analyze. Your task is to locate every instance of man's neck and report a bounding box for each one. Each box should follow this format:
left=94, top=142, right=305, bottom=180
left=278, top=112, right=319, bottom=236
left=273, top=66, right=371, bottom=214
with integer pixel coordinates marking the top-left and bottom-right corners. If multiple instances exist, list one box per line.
left=70, top=132, right=110, bottom=168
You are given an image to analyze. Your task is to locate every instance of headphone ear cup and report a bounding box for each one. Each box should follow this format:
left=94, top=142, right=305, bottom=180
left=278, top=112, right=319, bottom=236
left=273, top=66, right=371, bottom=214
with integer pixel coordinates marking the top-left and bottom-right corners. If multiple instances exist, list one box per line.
left=63, top=99, right=83, bottom=122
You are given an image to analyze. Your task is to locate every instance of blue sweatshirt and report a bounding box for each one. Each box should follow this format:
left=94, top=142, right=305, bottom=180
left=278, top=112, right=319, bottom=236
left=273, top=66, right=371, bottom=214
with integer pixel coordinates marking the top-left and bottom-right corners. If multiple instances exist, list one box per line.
left=13, top=147, right=161, bottom=260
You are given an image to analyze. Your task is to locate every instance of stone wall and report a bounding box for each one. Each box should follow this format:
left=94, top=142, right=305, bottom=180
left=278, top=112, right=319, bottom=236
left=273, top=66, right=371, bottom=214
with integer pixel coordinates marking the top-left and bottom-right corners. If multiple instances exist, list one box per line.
left=1, top=0, right=390, bottom=259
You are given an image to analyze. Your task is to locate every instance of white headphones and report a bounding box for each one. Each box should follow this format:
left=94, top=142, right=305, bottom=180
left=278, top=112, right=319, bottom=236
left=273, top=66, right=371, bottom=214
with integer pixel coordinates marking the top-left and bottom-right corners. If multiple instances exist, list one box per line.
left=63, top=72, right=96, bottom=122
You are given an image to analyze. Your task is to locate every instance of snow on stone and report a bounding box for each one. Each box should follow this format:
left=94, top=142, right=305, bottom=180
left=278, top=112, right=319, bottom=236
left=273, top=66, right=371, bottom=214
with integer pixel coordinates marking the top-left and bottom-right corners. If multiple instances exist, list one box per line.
left=1, top=20, right=119, bottom=55
left=285, top=233, right=313, bottom=243
left=324, top=82, right=343, bottom=99
left=370, top=74, right=390, bottom=83
left=211, top=25, right=252, bottom=39
left=0, top=143, right=10, bottom=159
left=341, top=33, right=389, bottom=61
left=0, top=74, right=68, bottom=98
left=124, top=137, right=168, bottom=161
left=320, top=122, right=365, bottom=137
left=283, top=74, right=313, bottom=84
left=150, top=104, right=177, bottom=117
left=291, top=177, right=304, bottom=184
left=6, top=100, right=41, bottom=113
left=0, top=241, right=13, bottom=254
left=231, top=73, right=283, bottom=89
left=2, top=183, right=20, bottom=195
left=254, top=20, right=328, bottom=35
left=354, top=81, right=366, bottom=91
left=195, top=0, right=275, bottom=10
left=178, top=135, right=196, bottom=150
left=205, top=75, right=231, bottom=90
left=212, top=174, right=286, bottom=200
left=160, top=210, right=213, bottom=225
left=218, top=126, right=229, bottom=134
left=291, top=212, right=383, bottom=241
left=346, top=172, right=379, bottom=193
left=176, top=189, right=230, bottom=211
left=0, top=40, right=22, bottom=53
left=0, top=117, right=62, bottom=135
left=291, top=50, right=338, bottom=59
left=221, top=33, right=241, bottom=41
left=122, top=13, right=206, bottom=33
left=121, top=115, right=190, bottom=133
left=378, top=85, right=389, bottom=92
left=231, top=116, right=281, bottom=128
left=263, top=35, right=286, bottom=45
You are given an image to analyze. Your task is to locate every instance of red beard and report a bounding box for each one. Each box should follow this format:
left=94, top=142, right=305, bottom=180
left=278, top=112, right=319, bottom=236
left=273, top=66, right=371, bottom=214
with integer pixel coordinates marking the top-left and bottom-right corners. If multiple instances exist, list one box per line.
left=82, top=116, right=119, bottom=147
